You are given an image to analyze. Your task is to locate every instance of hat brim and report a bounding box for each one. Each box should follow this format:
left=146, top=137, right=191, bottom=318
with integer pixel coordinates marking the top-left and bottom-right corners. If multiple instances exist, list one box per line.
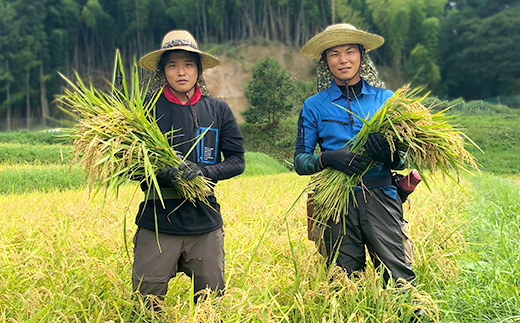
left=139, top=46, right=221, bottom=71
left=300, top=29, right=384, bottom=59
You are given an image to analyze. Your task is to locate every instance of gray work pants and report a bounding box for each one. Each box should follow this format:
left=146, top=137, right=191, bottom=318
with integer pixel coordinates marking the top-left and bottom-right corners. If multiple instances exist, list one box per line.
left=323, top=188, right=416, bottom=285
left=132, top=227, right=225, bottom=302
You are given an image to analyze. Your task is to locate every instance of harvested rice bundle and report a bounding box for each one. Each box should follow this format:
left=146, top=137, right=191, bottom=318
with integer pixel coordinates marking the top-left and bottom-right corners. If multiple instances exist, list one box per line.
left=308, top=85, right=481, bottom=224
left=58, top=53, right=214, bottom=205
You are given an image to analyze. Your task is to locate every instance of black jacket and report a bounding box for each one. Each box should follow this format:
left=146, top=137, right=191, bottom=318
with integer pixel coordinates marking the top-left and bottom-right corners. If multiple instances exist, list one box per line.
left=136, top=92, right=245, bottom=235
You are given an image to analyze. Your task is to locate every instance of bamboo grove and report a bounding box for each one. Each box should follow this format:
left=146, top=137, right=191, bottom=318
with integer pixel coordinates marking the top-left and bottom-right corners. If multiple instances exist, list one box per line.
left=1, top=0, right=519, bottom=131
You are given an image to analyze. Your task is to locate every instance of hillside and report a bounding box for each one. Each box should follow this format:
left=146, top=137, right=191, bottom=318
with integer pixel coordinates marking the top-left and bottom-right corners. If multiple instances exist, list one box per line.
left=202, top=42, right=316, bottom=122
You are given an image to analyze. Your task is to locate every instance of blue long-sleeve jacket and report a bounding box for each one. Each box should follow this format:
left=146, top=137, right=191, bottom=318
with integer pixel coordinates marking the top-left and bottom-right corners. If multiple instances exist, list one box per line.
left=294, top=78, right=403, bottom=197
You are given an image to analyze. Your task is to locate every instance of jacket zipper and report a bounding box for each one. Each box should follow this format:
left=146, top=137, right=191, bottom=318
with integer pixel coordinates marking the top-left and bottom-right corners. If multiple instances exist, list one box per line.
left=322, top=119, right=351, bottom=126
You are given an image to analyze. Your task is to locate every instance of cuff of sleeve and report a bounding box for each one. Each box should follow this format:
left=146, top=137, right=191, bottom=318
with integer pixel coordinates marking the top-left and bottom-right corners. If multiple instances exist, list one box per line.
left=201, top=165, right=210, bottom=177
left=386, top=151, right=405, bottom=170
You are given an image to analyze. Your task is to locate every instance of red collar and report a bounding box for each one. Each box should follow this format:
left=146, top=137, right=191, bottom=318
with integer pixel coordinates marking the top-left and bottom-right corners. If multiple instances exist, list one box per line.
left=163, top=84, right=201, bottom=105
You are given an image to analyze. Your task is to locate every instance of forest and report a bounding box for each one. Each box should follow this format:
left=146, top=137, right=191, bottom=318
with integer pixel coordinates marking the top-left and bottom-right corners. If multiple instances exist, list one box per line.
left=0, top=0, right=519, bottom=131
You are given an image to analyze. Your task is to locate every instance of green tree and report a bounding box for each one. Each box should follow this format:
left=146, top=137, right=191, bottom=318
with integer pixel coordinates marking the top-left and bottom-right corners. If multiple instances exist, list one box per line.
left=367, top=0, right=447, bottom=87
left=334, top=0, right=368, bottom=29
left=244, top=56, right=295, bottom=127
left=80, top=0, right=115, bottom=71
left=404, top=17, right=442, bottom=91
left=0, top=0, right=17, bottom=130
left=404, top=43, right=441, bottom=90
left=9, top=0, right=46, bottom=129
left=439, top=3, right=520, bottom=99
left=8, top=0, right=520, bottom=130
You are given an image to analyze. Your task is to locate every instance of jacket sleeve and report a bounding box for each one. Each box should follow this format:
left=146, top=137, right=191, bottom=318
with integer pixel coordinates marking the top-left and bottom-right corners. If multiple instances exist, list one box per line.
left=294, top=104, right=321, bottom=175
left=293, top=152, right=321, bottom=175
left=202, top=150, right=245, bottom=181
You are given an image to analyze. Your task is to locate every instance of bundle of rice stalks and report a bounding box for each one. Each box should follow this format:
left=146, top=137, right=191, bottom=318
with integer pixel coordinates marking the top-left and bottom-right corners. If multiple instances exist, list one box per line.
left=58, top=51, right=214, bottom=205
left=308, top=85, right=481, bottom=224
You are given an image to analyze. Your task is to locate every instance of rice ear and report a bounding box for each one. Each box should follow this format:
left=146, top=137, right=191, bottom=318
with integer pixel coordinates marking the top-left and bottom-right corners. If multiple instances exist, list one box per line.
left=308, top=84, right=481, bottom=224
left=58, top=53, right=214, bottom=206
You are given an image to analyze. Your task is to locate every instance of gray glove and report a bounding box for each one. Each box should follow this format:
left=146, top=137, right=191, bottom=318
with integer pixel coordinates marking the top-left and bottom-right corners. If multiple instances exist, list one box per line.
left=179, top=160, right=206, bottom=180
left=155, top=166, right=180, bottom=187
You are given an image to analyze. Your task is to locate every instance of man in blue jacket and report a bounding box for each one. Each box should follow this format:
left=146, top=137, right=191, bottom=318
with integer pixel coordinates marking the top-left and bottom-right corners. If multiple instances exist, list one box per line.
left=294, top=24, right=417, bottom=290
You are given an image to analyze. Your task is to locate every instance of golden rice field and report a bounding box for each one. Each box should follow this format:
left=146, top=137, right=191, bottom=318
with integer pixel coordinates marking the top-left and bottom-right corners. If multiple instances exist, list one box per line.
left=0, top=172, right=475, bottom=322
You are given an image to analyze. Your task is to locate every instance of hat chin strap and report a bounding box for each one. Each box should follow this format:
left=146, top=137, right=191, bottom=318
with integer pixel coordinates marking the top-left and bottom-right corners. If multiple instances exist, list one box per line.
left=326, top=62, right=362, bottom=126
left=186, top=88, right=200, bottom=128
left=184, top=76, right=199, bottom=102
left=167, top=83, right=197, bottom=97
left=185, top=75, right=201, bottom=128
left=329, top=64, right=361, bottom=86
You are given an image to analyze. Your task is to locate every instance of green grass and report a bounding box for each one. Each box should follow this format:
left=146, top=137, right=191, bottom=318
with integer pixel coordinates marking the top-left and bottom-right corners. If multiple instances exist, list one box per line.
left=450, top=114, right=520, bottom=174
left=241, top=152, right=291, bottom=176
left=3, top=103, right=520, bottom=175
left=1, top=146, right=520, bottom=322
left=241, top=99, right=520, bottom=175
left=0, top=129, right=71, bottom=145
left=0, top=164, right=85, bottom=194
left=0, top=152, right=288, bottom=194
left=0, top=143, right=71, bottom=164
left=430, top=97, right=520, bottom=116
left=438, top=174, right=520, bottom=321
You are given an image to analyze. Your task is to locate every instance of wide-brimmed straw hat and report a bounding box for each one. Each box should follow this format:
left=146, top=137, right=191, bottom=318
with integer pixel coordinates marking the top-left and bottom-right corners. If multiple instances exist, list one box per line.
left=301, top=24, right=384, bottom=60
left=139, top=30, right=220, bottom=71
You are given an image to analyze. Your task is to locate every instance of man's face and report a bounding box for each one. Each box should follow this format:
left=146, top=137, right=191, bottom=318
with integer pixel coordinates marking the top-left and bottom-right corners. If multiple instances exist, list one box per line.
left=163, top=51, right=198, bottom=96
left=325, top=44, right=361, bottom=86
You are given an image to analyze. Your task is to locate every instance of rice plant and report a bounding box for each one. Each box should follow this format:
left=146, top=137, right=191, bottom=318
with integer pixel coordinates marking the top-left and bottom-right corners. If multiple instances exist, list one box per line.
left=308, top=85, right=482, bottom=224
left=2, top=173, right=469, bottom=322
left=57, top=51, right=213, bottom=205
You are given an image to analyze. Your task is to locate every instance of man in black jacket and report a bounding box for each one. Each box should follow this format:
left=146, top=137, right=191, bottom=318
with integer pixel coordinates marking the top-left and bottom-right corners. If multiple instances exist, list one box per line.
left=133, top=30, right=245, bottom=307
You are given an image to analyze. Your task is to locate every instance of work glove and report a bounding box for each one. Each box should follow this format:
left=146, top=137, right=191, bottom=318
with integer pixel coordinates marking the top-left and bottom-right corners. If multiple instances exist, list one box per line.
left=320, top=147, right=369, bottom=175
left=155, top=166, right=180, bottom=187
left=364, top=132, right=400, bottom=168
left=179, top=160, right=206, bottom=181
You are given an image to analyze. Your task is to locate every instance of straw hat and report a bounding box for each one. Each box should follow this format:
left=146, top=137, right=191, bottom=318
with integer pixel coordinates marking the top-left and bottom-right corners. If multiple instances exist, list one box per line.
left=139, top=30, right=220, bottom=71
left=301, top=24, right=384, bottom=59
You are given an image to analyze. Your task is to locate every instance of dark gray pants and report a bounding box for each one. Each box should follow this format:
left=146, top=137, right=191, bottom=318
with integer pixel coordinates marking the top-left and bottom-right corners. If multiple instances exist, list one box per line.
left=132, top=227, right=225, bottom=302
left=323, top=188, right=416, bottom=285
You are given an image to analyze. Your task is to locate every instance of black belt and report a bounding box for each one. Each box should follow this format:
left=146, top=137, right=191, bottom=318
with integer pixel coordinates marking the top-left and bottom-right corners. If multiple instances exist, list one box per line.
left=146, top=187, right=214, bottom=200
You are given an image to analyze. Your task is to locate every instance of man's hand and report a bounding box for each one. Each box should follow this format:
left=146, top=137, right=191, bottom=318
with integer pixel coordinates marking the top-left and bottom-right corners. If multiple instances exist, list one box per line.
left=320, top=147, right=369, bottom=175
left=155, top=166, right=180, bottom=187
left=365, top=132, right=398, bottom=168
left=179, top=160, right=206, bottom=180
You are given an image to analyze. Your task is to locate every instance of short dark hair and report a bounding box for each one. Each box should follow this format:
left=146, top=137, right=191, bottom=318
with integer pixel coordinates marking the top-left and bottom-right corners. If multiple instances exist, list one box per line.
left=157, top=49, right=203, bottom=77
